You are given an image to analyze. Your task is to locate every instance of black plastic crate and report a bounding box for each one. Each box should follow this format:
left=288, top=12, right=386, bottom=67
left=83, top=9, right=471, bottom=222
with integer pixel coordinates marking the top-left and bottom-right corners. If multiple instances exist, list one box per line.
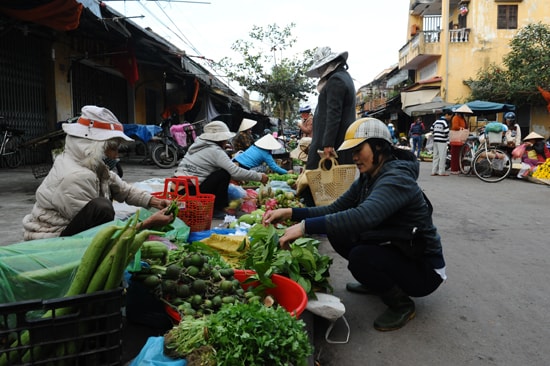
left=0, top=288, right=123, bottom=365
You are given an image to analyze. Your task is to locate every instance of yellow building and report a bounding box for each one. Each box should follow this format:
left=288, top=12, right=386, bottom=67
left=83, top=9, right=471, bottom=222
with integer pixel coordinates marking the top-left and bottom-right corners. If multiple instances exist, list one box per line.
left=399, top=0, right=550, bottom=136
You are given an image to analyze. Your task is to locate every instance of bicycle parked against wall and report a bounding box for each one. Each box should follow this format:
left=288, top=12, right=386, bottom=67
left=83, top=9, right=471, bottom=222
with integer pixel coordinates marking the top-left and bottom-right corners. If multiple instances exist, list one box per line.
left=472, top=130, right=512, bottom=183
left=0, top=116, right=24, bottom=168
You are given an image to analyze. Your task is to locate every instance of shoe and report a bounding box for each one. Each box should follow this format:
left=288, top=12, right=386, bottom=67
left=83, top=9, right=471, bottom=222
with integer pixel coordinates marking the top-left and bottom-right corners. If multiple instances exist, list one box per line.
left=450, top=171, right=460, bottom=175
left=346, top=282, right=378, bottom=295
left=212, top=210, right=226, bottom=219
left=430, top=173, right=438, bottom=176
left=374, top=286, right=416, bottom=331
left=439, top=173, right=449, bottom=176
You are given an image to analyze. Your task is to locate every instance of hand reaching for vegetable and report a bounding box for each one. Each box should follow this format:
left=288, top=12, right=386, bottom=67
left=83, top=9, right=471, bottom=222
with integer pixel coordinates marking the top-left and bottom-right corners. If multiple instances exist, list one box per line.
left=262, top=208, right=292, bottom=226
left=279, top=223, right=303, bottom=250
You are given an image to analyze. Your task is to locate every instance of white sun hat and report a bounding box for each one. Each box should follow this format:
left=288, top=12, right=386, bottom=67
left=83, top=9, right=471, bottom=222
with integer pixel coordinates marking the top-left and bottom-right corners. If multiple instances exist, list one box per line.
left=238, top=118, right=257, bottom=132
left=200, top=121, right=235, bottom=142
left=254, top=134, right=283, bottom=150
left=62, top=105, right=132, bottom=141
left=306, top=47, right=349, bottom=78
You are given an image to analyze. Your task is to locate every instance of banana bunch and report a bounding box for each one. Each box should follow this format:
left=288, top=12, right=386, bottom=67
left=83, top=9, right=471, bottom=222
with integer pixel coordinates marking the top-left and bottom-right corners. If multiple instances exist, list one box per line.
left=532, top=158, right=550, bottom=179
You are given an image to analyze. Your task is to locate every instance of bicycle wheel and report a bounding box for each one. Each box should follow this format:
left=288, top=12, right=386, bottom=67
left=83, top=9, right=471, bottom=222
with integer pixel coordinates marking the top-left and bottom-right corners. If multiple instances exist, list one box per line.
left=459, top=143, right=474, bottom=175
left=3, top=135, right=23, bottom=168
left=473, top=148, right=512, bottom=183
left=151, top=143, right=178, bottom=168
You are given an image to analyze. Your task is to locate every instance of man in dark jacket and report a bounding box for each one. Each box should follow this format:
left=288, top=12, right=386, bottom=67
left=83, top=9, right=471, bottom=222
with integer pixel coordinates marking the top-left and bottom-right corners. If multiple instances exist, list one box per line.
left=305, top=47, right=356, bottom=170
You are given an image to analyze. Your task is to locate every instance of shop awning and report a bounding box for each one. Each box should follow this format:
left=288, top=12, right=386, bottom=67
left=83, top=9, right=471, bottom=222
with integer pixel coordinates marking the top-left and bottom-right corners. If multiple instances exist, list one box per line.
left=400, top=89, right=440, bottom=109
left=402, top=97, right=453, bottom=116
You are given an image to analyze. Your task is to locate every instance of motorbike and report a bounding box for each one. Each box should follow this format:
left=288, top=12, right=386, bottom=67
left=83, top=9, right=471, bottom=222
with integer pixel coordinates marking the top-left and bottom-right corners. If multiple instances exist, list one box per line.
left=150, top=116, right=195, bottom=169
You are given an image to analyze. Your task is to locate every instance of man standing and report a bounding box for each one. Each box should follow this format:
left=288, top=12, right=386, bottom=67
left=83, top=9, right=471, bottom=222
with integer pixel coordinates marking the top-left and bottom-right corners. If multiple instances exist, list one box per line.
left=409, top=117, right=425, bottom=158
left=430, top=109, right=451, bottom=176
left=298, top=105, right=313, bottom=138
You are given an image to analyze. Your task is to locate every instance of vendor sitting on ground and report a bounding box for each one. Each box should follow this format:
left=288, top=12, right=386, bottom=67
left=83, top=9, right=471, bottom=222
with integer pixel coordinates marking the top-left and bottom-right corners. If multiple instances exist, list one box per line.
left=515, top=132, right=550, bottom=179
left=174, top=121, right=268, bottom=218
left=234, top=134, right=292, bottom=174
left=231, top=118, right=257, bottom=153
left=22, top=105, right=173, bottom=241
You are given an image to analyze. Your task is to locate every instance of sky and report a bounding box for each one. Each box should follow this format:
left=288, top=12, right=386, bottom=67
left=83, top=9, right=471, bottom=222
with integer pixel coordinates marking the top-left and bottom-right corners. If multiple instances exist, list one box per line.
left=105, top=0, right=411, bottom=98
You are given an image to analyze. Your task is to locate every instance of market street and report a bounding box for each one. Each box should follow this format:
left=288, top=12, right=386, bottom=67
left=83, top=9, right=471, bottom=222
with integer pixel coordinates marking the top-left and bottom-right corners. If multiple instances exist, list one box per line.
left=1, top=159, right=550, bottom=365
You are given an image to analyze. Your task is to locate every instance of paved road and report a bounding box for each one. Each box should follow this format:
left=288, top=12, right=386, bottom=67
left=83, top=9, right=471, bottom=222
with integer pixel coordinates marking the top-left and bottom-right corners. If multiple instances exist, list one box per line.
left=2, top=159, right=550, bottom=365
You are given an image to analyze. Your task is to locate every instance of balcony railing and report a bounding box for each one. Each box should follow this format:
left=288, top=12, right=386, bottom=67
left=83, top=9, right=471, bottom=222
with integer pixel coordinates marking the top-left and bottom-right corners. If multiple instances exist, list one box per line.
left=450, top=28, right=470, bottom=42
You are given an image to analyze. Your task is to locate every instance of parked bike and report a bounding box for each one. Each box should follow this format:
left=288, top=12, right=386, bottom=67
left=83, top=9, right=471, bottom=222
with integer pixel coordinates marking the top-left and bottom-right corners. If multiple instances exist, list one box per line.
left=150, top=117, right=195, bottom=169
left=0, top=116, right=24, bottom=168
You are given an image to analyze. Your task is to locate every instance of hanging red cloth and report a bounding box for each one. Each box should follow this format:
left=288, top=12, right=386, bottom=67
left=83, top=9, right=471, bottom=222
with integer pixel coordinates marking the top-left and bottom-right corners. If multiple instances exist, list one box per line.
left=112, top=44, right=139, bottom=86
left=0, top=0, right=83, bottom=31
left=162, top=78, right=200, bottom=119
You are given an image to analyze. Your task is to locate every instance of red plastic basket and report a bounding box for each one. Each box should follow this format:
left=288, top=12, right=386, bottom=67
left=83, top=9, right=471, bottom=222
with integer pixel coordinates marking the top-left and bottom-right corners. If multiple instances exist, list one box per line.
left=152, top=176, right=215, bottom=232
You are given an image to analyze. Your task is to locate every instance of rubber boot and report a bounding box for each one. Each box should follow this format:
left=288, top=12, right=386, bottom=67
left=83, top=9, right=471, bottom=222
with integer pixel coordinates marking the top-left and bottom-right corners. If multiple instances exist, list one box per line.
left=373, top=286, right=416, bottom=331
left=346, top=282, right=378, bottom=295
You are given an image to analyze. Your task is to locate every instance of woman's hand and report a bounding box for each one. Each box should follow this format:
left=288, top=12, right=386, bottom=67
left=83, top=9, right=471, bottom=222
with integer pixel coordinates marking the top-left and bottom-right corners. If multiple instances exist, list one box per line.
left=260, top=173, right=269, bottom=185
left=149, top=196, right=171, bottom=210
left=139, top=208, right=174, bottom=230
left=279, top=223, right=303, bottom=250
left=262, top=208, right=292, bottom=226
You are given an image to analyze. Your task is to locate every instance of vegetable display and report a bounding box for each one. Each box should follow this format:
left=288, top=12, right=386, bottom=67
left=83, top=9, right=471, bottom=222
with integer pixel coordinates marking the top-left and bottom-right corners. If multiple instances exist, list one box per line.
left=0, top=214, right=161, bottom=365
left=163, top=302, right=313, bottom=366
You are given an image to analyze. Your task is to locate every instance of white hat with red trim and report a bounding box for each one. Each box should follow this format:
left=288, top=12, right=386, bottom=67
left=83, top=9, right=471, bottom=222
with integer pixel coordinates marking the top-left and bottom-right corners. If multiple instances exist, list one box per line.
left=62, top=105, right=133, bottom=141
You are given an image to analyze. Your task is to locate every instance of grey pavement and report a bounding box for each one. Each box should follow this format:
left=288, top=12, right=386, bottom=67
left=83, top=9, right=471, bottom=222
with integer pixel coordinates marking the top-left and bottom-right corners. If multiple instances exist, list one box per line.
left=2, top=158, right=550, bottom=365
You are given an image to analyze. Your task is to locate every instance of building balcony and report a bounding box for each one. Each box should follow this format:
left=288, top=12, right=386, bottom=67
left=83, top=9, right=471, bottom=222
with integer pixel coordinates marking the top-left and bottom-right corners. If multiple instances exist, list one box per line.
left=399, top=28, right=470, bottom=69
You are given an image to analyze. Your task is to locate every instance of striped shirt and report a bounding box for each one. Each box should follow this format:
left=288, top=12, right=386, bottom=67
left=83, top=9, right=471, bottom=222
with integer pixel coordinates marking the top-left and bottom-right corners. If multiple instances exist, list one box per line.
left=431, top=118, right=449, bottom=143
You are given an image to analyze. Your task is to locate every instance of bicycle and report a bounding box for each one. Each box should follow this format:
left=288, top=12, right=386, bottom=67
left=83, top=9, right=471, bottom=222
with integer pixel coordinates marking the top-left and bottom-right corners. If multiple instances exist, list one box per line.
left=472, top=131, right=512, bottom=183
left=459, top=133, right=481, bottom=175
left=0, top=117, right=24, bottom=168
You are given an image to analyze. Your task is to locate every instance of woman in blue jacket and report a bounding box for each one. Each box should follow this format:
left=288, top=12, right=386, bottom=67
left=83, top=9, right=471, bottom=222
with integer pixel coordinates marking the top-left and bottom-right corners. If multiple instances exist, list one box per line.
left=234, top=134, right=291, bottom=174
left=263, top=117, right=446, bottom=331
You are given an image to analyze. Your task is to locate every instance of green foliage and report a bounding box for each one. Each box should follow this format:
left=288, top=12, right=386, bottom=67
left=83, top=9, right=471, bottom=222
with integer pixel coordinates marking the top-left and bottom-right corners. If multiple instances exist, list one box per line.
left=243, top=224, right=333, bottom=297
left=467, top=22, right=550, bottom=106
left=217, top=23, right=317, bottom=122
left=207, top=302, right=313, bottom=366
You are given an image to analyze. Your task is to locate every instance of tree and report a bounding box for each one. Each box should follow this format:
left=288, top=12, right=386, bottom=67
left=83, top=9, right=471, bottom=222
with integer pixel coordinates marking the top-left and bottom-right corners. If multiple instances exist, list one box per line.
left=217, top=23, right=316, bottom=127
left=467, top=22, right=550, bottom=106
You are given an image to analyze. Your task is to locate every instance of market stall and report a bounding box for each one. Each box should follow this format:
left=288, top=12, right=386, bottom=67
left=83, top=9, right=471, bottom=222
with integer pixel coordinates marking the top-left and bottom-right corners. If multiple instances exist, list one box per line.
left=0, top=174, right=336, bottom=365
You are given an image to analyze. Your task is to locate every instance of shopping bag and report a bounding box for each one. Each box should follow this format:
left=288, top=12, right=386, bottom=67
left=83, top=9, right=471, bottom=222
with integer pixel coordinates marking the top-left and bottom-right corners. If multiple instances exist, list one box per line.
left=305, top=157, right=357, bottom=206
left=449, top=129, right=469, bottom=146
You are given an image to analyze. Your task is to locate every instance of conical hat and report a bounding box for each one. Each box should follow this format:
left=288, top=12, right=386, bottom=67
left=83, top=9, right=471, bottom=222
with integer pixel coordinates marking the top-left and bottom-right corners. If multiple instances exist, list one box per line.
left=254, top=134, right=282, bottom=150
left=455, top=104, right=473, bottom=114
left=523, top=132, right=544, bottom=141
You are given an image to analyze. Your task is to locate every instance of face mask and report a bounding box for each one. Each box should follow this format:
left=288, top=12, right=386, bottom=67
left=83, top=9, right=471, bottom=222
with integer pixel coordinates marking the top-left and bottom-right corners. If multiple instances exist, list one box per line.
left=103, top=157, right=120, bottom=170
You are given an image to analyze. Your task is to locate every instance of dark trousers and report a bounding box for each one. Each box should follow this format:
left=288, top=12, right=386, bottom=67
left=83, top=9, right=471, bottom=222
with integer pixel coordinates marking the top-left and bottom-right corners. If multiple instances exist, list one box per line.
left=61, top=197, right=115, bottom=237
left=328, top=233, right=443, bottom=297
left=199, top=169, right=230, bottom=210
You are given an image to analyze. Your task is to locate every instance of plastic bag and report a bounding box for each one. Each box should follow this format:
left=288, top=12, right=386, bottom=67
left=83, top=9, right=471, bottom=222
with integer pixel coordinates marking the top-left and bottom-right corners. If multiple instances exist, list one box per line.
left=130, top=336, right=186, bottom=366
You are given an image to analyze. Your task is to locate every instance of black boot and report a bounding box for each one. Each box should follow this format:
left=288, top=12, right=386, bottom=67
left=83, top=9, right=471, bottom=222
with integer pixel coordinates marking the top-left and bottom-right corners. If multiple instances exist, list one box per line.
left=346, top=282, right=378, bottom=295
left=373, top=286, right=416, bottom=331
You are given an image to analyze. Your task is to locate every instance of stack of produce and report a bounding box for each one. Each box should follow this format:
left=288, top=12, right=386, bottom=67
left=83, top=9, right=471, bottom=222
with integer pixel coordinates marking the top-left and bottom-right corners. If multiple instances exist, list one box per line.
left=0, top=214, right=162, bottom=365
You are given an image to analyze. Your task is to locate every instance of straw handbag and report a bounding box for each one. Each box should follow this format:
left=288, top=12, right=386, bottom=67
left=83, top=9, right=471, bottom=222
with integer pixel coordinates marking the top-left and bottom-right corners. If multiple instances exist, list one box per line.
left=449, top=129, right=469, bottom=146
left=305, top=157, right=358, bottom=206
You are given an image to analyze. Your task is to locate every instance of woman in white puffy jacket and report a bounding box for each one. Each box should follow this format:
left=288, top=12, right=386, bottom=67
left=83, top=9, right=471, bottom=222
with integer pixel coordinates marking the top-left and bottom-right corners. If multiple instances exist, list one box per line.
left=22, top=106, right=173, bottom=241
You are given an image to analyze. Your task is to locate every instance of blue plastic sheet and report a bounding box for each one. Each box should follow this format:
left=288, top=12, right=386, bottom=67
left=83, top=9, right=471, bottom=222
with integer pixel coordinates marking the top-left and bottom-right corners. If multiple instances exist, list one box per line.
left=130, top=337, right=186, bottom=366
left=188, top=228, right=237, bottom=242
left=123, top=124, right=162, bottom=143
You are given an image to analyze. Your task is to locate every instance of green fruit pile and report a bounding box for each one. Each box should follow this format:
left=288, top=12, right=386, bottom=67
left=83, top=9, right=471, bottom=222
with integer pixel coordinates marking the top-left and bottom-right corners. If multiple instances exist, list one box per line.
left=159, top=253, right=253, bottom=317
